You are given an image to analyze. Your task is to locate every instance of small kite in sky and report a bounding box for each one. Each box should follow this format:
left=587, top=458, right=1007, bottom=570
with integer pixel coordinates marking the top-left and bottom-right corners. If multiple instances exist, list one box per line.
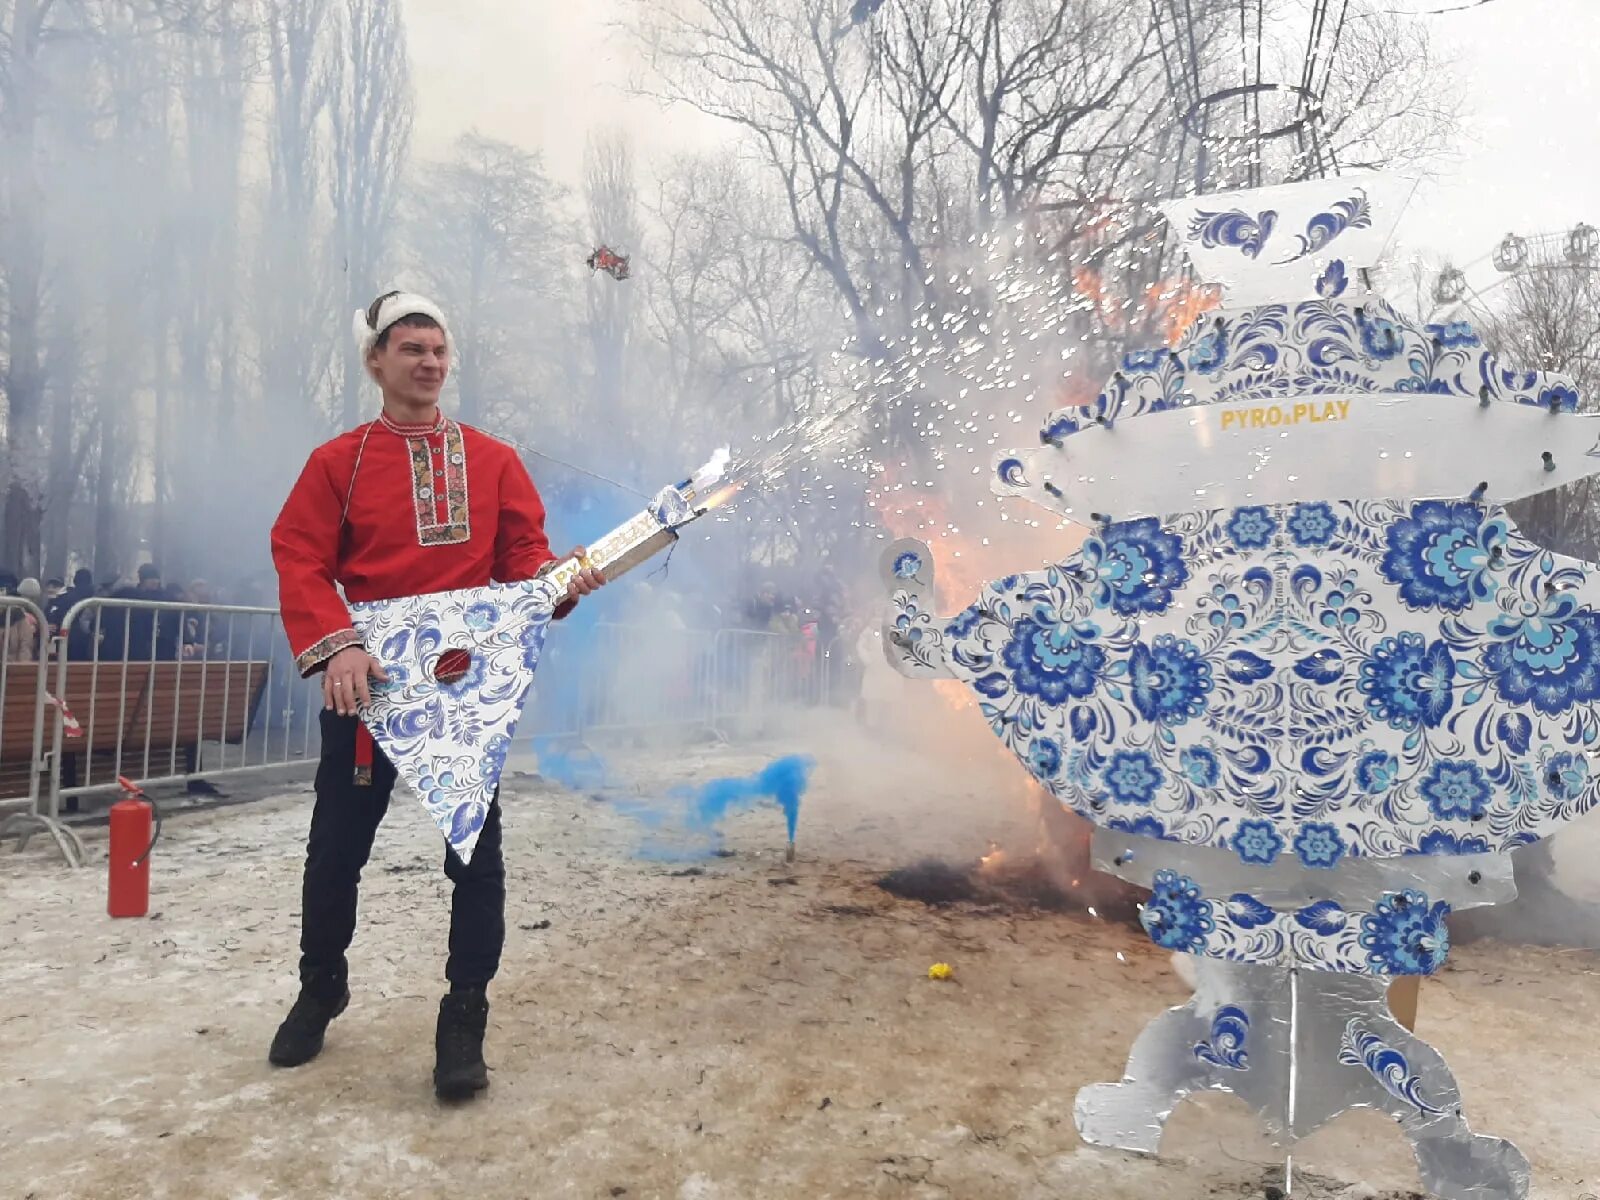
left=586, top=245, right=631, bottom=281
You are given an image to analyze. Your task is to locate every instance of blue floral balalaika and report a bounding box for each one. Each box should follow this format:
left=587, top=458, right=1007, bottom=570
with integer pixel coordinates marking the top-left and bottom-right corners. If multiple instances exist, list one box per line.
left=350, top=576, right=562, bottom=863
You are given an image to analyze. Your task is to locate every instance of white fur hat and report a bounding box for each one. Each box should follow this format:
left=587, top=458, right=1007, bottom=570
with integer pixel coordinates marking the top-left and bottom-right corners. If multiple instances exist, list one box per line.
left=352, top=292, right=452, bottom=363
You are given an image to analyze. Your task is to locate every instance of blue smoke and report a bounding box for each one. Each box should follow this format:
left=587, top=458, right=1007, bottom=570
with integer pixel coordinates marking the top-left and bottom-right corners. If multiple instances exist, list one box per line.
left=520, top=471, right=641, bottom=726
left=516, top=457, right=816, bottom=859
left=677, top=754, right=812, bottom=843
left=529, top=736, right=612, bottom=792
left=531, top=745, right=815, bottom=860
left=516, top=462, right=725, bottom=740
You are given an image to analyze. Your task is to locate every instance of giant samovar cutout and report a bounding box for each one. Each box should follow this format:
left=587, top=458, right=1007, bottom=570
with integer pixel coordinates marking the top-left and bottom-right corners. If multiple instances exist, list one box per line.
left=882, top=176, right=1596, bottom=1199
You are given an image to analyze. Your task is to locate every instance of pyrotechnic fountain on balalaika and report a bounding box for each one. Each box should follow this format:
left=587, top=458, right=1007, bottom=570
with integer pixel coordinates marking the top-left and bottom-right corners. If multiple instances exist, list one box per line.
left=880, top=175, right=1599, bottom=1200
left=347, top=449, right=731, bottom=865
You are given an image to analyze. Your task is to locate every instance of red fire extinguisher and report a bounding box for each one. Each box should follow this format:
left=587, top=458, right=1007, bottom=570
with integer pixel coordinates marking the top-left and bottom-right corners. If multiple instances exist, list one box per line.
left=109, top=775, right=161, bottom=918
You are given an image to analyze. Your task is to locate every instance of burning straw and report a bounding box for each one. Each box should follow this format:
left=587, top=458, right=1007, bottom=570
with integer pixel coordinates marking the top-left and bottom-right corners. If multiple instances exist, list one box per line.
left=877, top=801, right=1147, bottom=924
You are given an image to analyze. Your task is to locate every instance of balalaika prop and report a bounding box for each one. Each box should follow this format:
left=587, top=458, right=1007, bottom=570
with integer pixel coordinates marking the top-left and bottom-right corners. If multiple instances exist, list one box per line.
left=882, top=175, right=1598, bottom=1200
left=350, top=451, right=729, bottom=864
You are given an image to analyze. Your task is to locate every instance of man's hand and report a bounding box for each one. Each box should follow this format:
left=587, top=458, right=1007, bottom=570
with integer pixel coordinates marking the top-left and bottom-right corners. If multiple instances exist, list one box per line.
left=561, top=545, right=607, bottom=608
left=323, top=644, right=388, bottom=716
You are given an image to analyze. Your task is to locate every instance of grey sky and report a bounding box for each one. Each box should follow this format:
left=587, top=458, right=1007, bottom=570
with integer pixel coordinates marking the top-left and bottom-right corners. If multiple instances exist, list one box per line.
left=403, top=0, right=724, bottom=188
left=1390, top=0, right=1600, bottom=271
left=403, top=0, right=1599, bottom=273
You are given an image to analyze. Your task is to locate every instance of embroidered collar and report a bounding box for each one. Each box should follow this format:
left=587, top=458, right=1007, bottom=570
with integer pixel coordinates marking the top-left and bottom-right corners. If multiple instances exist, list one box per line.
left=346, top=409, right=472, bottom=546
left=406, top=419, right=471, bottom=545
left=378, top=409, right=445, bottom=437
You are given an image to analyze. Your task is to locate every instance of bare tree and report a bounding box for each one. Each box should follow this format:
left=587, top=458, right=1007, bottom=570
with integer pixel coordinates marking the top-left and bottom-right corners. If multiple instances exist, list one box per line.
left=644, top=150, right=843, bottom=561
left=1287, top=8, right=1460, bottom=180
left=145, top=3, right=264, bottom=580
left=0, top=0, right=194, bottom=574
left=628, top=0, right=1461, bottom=390
left=1490, top=259, right=1600, bottom=559
left=405, top=132, right=572, bottom=429
left=646, top=151, right=831, bottom=429
left=0, top=0, right=53, bottom=573
left=257, top=0, right=338, bottom=430
left=0, top=0, right=425, bottom=582
left=582, top=130, right=641, bottom=436
left=329, top=0, right=412, bottom=426
left=624, top=0, right=1191, bottom=469
left=628, top=0, right=1213, bottom=343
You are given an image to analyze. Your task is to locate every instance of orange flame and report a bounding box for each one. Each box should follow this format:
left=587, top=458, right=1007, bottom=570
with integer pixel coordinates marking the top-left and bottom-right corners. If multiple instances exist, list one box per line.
left=869, top=469, right=994, bottom=607
left=699, top=481, right=743, bottom=511
left=870, top=469, right=992, bottom=716
left=1072, top=266, right=1219, bottom=346
left=1145, top=277, right=1220, bottom=346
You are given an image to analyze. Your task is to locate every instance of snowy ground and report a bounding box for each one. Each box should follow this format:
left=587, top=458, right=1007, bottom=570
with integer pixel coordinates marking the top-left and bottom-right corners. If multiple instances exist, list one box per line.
left=2, top=715, right=1597, bottom=1200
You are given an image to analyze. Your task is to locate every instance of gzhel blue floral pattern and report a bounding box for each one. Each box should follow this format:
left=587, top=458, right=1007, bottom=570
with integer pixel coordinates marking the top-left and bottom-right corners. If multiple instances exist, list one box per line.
left=1141, top=871, right=1215, bottom=952
left=1083, top=518, right=1189, bottom=616
left=1232, top=819, right=1284, bottom=865
left=1358, top=633, right=1455, bottom=730
left=995, top=614, right=1106, bottom=703
left=890, top=498, right=1600, bottom=873
left=892, top=551, right=923, bottom=579
left=1026, top=297, right=1579, bottom=441
left=1188, top=208, right=1277, bottom=259
left=1118, top=886, right=1453, bottom=975
left=885, top=289, right=1596, bottom=993
left=1059, top=189, right=1538, bottom=1197
left=351, top=576, right=565, bottom=863
left=1338, top=1020, right=1445, bottom=1115
left=1278, top=190, right=1370, bottom=263
left=1193, top=1006, right=1250, bottom=1070
left=1358, top=890, right=1450, bottom=975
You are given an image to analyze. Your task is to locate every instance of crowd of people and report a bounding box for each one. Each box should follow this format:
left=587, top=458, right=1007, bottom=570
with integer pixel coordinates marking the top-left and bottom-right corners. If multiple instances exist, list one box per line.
left=0, top=563, right=266, bottom=664
left=738, top=564, right=851, bottom=645
left=732, top=563, right=865, bottom=709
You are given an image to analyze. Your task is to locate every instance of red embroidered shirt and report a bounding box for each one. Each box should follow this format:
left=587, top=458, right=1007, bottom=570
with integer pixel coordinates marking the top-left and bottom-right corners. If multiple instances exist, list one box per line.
left=271, top=412, right=557, bottom=676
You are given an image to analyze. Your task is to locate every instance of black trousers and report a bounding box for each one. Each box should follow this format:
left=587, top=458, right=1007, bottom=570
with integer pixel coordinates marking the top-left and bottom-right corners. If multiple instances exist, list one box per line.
left=297, top=711, right=506, bottom=992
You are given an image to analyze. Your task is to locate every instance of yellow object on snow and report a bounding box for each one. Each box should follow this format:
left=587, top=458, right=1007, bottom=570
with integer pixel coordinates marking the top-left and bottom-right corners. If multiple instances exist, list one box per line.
left=927, top=962, right=953, bottom=980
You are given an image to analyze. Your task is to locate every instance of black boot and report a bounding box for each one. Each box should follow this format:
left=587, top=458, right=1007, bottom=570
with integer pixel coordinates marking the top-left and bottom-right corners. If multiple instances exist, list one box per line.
left=268, top=984, right=350, bottom=1068
left=433, top=988, right=490, bottom=1100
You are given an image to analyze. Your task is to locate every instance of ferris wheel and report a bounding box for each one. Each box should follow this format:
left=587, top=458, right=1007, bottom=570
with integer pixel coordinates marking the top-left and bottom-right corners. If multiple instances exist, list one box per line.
left=1427, top=223, right=1600, bottom=325
left=1146, top=0, right=1364, bottom=187
left=1148, top=0, right=1512, bottom=189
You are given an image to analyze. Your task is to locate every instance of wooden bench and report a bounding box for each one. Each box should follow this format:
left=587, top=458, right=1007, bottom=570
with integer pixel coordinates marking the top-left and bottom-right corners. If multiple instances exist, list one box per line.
left=0, top=659, right=270, bottom=801
left=0, top=663, right=49, bottom=800
left=129, top=660, right=270, bottom=769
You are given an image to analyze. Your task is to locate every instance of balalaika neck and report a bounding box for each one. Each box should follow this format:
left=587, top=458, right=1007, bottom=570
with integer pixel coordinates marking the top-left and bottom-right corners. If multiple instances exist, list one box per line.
left=538, top=507, right=680, bottom=595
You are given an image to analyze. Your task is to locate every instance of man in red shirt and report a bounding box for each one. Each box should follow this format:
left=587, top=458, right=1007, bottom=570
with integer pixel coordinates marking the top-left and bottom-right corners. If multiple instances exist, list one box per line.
left=267, top=291, right=604, bottom=1099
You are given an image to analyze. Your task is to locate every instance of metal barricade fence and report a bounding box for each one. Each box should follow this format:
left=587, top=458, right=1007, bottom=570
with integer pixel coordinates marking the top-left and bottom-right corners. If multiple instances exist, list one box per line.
left=42, top=598, right=322, bottom=833
left=0, top=602, right=856, bottom=866
left=0, top=595, right=73, bottom=860
left=710, top=626, right=831, bottom=741
left=526, top=624, right=843, bottom=748
left=526, top=621, right=721, bottom=744
left=0, top=595, right=50, bottom=808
